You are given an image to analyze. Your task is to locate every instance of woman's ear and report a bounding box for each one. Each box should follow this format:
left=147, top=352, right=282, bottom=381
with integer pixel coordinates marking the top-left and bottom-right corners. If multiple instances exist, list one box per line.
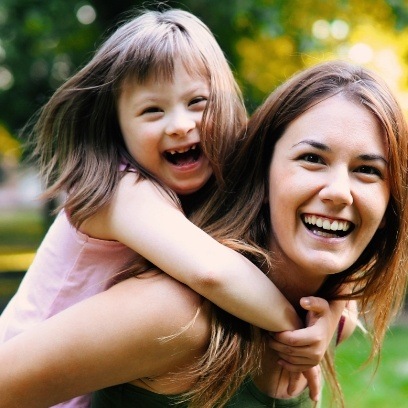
left=263, top=183, right=269, bottom=204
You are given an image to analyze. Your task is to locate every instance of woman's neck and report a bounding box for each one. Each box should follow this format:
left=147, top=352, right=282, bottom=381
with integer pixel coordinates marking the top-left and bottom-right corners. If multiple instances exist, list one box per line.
left=268, top=247, right=326, bottom=312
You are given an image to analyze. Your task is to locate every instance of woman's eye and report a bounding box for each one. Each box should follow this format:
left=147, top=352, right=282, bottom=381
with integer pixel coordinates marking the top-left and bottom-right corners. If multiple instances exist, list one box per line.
left=299, top=153, right=324, bottom=164
left=355, top=165, right=383, bottom=178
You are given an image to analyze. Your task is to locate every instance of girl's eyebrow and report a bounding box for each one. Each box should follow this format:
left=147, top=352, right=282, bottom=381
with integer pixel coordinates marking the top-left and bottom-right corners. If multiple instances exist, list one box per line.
left=292, top=140, right=388, bottom=164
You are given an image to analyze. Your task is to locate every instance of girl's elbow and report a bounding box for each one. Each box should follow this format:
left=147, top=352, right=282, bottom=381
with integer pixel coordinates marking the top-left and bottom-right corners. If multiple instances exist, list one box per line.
left=189, top=268, right=226, bottom=295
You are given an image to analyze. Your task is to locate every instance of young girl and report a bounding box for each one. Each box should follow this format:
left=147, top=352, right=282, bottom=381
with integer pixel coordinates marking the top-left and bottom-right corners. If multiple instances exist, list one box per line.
left=0, top=8, right=293, bottom=339
left=0, top=8, right=334, bottom=407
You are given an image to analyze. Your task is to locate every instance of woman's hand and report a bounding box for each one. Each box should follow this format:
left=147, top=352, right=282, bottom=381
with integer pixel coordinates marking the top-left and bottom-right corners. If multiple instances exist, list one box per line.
left=268, top=296, right=344, bottom=401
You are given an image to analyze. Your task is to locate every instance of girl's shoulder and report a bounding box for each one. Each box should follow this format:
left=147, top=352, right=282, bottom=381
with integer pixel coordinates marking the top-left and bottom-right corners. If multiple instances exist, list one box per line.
left=80, top=172, right=179, bottom=240
left=117, top=172, right=178, bottom=208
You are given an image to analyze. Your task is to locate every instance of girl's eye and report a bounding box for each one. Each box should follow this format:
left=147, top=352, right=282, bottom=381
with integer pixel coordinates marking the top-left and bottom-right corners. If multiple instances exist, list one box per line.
left=189, top=96, right=208, bottom=107
left=298, top=153, right=324, bottom=164
left=355, top=165, right=383, bottom=178
left=141, top=106, right=162, bottom=114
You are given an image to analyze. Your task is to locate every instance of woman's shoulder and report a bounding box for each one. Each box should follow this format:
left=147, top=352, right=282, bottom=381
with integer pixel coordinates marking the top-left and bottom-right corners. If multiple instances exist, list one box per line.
left=115, top=271, right=211, bottom=355
left=112, top=271, right=211, bottom=334
left=105, top=272, right=212, bottom=384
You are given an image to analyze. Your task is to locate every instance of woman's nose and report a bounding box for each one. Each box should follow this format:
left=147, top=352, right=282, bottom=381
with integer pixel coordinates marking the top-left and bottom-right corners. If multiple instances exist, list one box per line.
left=319, top=168, right=353, bottom=206
left=165, top=109, right=196, bottom=137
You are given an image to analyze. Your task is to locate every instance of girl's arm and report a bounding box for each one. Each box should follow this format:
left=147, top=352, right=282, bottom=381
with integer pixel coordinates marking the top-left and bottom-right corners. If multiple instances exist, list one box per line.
left=0, top=272, right=210, bottom=408
left=81, top=173, right=301, bottom=332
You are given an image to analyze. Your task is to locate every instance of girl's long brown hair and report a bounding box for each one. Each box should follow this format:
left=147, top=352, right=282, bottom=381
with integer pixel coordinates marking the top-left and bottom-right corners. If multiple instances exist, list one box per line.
left=27, top=8, right=247, bottom=228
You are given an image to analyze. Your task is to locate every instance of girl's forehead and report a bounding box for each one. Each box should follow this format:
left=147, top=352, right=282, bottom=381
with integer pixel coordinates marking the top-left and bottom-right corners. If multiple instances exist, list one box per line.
left=124, top=55, right=208, bottom=86
left=118, top=59, right=209, bottom=98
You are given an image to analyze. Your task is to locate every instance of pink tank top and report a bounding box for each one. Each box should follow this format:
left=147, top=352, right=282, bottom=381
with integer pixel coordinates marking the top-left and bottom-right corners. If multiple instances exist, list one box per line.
left=0, top=210, right=136, bottom=407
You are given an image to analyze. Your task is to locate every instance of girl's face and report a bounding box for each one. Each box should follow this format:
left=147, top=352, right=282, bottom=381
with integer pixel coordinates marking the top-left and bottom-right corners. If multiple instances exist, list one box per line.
left=117, top=60, right=212, bottom=195
left=268, top=95, right=390, bottom=288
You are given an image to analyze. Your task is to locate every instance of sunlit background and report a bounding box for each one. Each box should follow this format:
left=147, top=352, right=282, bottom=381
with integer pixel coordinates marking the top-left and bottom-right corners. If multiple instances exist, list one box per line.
left=0, top=1, right=407, bottom=406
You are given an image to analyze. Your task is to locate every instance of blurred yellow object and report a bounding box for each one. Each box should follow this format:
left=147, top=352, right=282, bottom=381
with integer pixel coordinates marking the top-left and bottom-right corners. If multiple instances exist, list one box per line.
left=0, top=125, right=21, bottom=160
left=0, top=252, right=34, bottom=272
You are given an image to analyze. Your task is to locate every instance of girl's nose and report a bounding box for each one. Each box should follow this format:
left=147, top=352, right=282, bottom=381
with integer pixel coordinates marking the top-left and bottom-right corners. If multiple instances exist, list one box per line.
left=319, top=168, right=353, bottom=206
left=165, top=109, right=196, bottom=137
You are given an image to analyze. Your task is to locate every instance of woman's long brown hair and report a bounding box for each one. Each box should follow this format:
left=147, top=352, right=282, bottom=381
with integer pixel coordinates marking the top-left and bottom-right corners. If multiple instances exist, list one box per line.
left=185, top=60, right=408, bottom=407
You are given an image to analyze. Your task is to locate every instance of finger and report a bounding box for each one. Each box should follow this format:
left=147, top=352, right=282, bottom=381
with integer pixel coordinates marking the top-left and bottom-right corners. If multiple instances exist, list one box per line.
left=277, top=359, right=318, bottom=373
left=268, top=336, right=306, bottom=353
left=270, top=343, right=318, bottom=362
left=276, top=351, right=320, bottom=365
left=300, top=296, right=330, bottom=314
left=303, top=366, right=321, bottom=402
left=287, top=371, right=301, bottom=396
left=271, top=328, right=319, bottom=348
left=301, top=297, right=331, bottom=328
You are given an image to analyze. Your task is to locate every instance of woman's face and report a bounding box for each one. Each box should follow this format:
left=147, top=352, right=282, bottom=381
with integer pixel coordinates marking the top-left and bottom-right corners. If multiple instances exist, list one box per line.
left=268, top=94, right=390, bottom=286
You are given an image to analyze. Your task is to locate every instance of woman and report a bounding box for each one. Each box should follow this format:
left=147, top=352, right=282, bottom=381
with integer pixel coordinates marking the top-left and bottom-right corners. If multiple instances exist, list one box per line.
left=188, top=58, right=407, bottom=405
left=1, top=60, right=406, bottom=408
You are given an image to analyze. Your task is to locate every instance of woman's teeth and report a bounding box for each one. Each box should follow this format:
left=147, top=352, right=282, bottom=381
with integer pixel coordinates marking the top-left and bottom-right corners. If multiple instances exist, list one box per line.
left=303, top=215, right=351, bottom=232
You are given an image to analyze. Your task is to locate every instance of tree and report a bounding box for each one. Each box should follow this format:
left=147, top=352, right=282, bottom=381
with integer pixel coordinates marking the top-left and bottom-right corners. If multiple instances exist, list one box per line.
left=0, top=0, right=407, bottom=142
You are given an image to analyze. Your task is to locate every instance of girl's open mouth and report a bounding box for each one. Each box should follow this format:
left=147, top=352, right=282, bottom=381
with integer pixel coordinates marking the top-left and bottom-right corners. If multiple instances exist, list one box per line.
left=164, top=144, right=202, bottom=166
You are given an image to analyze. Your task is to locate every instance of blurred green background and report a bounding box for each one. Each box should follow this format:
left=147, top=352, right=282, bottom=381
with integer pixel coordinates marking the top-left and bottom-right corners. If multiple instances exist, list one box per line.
left=0, top=1, right=407, bottom=406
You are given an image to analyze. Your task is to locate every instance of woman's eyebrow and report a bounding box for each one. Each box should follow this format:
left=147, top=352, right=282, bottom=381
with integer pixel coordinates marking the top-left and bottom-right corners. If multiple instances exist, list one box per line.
left=292, top=139, right=330, bottom=151
left=359, top=154, right=388, bottom=165
left=292, top=140, right=388, bottom=164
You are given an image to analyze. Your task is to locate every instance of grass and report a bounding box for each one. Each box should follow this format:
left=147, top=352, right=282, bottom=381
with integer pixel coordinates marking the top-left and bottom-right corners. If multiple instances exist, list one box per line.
left=0, top=208, right=45, bottom=271
left=0, top=209, right=45, bottom=254
left=323, top=325, right=408, bottom=407
left=0, top=209, right=43, bottom=307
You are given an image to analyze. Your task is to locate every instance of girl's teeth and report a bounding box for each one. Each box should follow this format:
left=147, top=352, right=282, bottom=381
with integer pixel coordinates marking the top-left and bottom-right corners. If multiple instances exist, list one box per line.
left=168, top=144, right=197, bottom=155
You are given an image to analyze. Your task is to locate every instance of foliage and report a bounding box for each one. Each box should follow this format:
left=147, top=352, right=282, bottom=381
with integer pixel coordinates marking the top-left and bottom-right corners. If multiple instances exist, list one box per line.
left=231, top=0, right=408, bottom=110
left=0, top=0, right=407, bottom=140
left=0, top=0, right=102, bottom=140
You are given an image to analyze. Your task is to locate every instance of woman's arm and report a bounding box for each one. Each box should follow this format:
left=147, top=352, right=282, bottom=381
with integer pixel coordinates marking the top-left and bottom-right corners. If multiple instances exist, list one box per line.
left=0, top=273, right=210, bottom=408
left=265, top=297, right=346, bottom=401
left=81, top=173, right=301, bottom=332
